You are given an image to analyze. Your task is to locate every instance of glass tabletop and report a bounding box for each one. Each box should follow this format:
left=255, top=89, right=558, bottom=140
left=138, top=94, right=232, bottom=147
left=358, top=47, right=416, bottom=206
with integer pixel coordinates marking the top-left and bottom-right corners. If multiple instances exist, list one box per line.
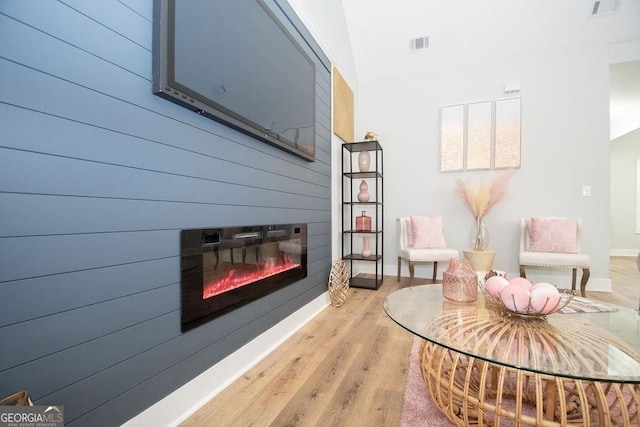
left=384, top=284, right=640, bottom=383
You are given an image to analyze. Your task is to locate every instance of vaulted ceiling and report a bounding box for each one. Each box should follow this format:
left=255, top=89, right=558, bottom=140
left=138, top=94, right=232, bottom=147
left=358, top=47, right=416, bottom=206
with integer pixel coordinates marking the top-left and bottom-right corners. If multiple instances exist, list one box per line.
left=338, top=0, right=640, bottom=139
left=341, top=0, right=639, bottom=82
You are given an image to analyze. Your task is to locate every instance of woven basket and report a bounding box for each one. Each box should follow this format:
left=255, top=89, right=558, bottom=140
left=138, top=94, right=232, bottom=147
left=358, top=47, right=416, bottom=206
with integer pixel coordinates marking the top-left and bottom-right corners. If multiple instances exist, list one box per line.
left=328, top=260, right=349, bottom=307
left=0, top=391, right=33, bottom=406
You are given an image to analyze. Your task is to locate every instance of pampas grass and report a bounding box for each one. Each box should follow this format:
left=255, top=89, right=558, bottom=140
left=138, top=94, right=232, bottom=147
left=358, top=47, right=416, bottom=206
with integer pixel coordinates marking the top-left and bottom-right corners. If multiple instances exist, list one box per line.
left=456, top=171, right=513, bottom=219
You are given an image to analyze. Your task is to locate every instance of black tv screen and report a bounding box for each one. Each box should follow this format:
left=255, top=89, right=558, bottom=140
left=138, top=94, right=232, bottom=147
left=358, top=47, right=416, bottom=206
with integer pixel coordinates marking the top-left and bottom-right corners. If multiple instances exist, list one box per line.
left=153, top=0, right=316, bottom=161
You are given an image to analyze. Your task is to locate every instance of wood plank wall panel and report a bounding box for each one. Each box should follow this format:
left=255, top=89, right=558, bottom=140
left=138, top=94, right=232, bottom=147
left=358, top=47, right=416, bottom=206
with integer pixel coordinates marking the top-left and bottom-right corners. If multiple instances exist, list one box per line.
left=0, top=0, right=331, bottom=425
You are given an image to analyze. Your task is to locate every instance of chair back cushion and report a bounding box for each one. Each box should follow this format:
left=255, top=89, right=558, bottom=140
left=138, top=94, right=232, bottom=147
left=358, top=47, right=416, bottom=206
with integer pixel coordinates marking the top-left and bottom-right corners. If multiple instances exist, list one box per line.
left=409, top=216, right=447, bottom=249
left=528, top=217, right=578, bottom=254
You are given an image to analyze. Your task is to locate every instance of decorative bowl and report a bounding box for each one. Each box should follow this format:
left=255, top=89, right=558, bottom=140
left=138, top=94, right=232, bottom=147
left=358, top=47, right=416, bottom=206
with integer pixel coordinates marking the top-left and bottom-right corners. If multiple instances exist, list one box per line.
left=480, top=283, right=575, bottom=319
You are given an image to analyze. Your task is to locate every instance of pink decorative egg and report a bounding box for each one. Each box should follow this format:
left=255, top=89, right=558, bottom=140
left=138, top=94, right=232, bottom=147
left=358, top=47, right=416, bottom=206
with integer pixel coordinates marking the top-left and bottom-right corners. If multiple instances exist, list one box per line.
left=509, top=277, right=533, bottom=291
left=485, top=276, right=509, bottom=298
left=529, top=286, right=561, bottom=314
left=499, top=284, right=530, bottom=313
left=532, top=282, right=558, bottom=289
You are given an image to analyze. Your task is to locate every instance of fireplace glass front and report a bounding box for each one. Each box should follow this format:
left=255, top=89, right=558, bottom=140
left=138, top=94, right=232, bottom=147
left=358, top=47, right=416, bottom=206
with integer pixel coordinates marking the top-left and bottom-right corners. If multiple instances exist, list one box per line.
left=180, top=224, right=307, bottom=332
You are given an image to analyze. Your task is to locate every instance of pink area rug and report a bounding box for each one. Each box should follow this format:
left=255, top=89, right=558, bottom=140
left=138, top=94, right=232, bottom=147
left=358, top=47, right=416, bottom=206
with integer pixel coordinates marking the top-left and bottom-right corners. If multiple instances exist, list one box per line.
left=400, top=338, right=638, bottom=427
left=400, top=339, right=532, bottom=426
left=400, top=338, right=454, bottom=427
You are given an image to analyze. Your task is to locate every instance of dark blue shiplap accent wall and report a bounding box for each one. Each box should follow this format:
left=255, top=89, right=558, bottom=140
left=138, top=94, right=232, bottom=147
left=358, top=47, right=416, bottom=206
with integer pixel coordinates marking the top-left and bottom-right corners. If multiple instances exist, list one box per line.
left=0, top=1, right=331, bottom=425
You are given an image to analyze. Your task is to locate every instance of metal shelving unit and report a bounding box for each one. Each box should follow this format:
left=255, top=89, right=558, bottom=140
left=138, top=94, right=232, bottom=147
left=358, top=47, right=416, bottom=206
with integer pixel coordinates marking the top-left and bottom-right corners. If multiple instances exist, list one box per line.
left=342, top=140, right=383, bottom=289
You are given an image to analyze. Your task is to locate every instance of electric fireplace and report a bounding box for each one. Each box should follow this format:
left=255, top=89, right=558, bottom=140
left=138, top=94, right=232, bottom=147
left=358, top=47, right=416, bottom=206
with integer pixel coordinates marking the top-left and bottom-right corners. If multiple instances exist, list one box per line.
left=180, top=224, right=307, bottom=332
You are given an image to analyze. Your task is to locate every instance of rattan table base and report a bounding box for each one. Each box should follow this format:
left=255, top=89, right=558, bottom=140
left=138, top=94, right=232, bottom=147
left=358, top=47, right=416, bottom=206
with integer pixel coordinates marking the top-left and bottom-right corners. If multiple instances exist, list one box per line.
left=420, top=340, right=640, bottom=426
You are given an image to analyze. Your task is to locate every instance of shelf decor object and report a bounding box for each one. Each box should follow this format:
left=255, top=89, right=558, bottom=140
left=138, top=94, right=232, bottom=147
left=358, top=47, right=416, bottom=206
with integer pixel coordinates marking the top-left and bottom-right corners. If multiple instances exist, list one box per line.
left=355, top=211, right=371, bottom=231
left=358, top=150, right=371, bottom=172
left=363, top=131, right=377, bottom=141
left=361, top=236, right=372, bottom=257
left=342, top=140, right=384, bottom=289
left=357, top=180, right=370, bottom=202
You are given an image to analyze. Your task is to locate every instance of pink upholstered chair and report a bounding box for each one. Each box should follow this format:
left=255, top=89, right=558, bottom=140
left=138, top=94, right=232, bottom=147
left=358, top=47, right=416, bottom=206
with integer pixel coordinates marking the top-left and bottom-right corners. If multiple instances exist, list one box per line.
left=519, top=217, right=590, bottom=297
left=397, top=216, right=458, bottom=286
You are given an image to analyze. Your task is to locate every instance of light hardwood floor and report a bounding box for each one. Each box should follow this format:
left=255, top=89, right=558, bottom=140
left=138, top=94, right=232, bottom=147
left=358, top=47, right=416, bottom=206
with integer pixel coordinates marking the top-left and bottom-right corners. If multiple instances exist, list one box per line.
left=589, top=256, right=639, bottom=309
left=182, top=257, right=640, bottom=427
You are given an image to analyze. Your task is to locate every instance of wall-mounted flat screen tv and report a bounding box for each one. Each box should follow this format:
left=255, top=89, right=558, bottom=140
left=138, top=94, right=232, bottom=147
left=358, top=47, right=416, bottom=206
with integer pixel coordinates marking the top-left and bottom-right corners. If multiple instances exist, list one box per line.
left=153, top=0, right=316, bottom=161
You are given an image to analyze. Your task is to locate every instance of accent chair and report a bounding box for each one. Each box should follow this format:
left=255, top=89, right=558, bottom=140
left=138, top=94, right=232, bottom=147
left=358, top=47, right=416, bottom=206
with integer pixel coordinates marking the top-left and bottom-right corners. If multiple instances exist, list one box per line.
left=397, top=216, right=458, bottom=286
left=519, top=217, right=590, bottom=297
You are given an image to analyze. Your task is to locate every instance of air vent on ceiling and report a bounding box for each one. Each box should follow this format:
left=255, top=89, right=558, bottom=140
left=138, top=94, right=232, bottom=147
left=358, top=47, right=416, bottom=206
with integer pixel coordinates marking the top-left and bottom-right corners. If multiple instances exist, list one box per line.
left=591, top=0, right=621, bottom=17
left=410, top=35, right=430, bottom=51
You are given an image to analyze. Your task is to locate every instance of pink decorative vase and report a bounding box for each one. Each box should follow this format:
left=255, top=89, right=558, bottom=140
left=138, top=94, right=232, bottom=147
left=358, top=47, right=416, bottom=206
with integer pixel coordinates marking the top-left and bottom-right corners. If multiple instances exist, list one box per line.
left=357, top=180, right=370, bottom=202
left=361, top=236, right=371, bottom=257
left=358, top=151, right=371, bottom=172
left=442, top=258, right=478, bottom=302
left=355, top=210, right=371, bottom=231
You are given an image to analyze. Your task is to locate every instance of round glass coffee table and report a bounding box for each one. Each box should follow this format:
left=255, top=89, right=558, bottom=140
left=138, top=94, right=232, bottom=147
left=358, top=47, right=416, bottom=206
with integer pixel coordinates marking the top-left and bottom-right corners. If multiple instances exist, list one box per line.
left=384, top=285, right=640, bottom=426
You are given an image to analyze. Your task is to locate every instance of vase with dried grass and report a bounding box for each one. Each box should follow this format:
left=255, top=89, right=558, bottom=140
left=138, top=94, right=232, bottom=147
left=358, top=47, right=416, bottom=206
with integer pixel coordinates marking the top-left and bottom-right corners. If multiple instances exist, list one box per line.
left=469, top=216, right=489, bottom=251
left=455, top=171, right=512, bottom=251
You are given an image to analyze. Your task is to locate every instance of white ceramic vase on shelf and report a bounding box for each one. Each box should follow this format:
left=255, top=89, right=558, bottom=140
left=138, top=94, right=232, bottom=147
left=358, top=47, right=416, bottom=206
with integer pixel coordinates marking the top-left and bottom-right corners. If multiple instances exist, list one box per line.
left=357, top=180, right=370, bottom=202
left=358, top=150, right=371, bottom=172
left=361, top=236, right=371, bottom=257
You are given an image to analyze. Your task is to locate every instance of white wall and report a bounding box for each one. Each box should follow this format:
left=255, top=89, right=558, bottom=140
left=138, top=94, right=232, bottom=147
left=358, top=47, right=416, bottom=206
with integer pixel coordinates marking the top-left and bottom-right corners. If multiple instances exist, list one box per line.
left=289, top=0, right=359, bottom=263
left=611, top=130, right=640, bottom=255
left=356, top=43, right=613, bottom=291
left=293, top=0, right=636, bottom=291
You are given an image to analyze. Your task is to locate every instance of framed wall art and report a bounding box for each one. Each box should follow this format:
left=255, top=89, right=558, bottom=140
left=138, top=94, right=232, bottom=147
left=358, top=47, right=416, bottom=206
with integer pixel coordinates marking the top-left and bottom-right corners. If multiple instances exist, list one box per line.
left=440, top=104, right=465, bottom=171
left=333, top=67, right=354, bottom=143
left=440, top=97, right=521, bottom=171
left=494, top=97, right=522, bottom=169
left=466, top=101, right=492, bottom=170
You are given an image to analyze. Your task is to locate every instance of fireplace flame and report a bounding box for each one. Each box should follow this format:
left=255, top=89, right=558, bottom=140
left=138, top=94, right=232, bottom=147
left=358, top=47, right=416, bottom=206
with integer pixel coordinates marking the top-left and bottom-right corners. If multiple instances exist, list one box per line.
left=203, top=258, right=301, bottom=299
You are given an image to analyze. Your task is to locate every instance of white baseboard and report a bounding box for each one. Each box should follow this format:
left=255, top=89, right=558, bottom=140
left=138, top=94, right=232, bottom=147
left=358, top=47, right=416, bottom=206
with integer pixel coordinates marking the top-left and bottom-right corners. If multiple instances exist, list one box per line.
left=123, top=292, right=331, bottom=427
left=610, top=249, right=640, bottom=257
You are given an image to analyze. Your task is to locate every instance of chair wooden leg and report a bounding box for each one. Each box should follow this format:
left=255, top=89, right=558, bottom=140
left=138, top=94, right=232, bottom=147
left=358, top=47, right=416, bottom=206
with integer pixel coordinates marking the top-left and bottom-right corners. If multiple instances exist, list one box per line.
left=397, top=257, right=401, bottom=282
left=432, top=261, right=438, bottom=282
left=409, top=262, right=415, bottom=286
left=580, top=268, right=590, bottom=297
left=519, top=266, right=526, bottom=278
left=571, top=268, right=577, bottom=293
